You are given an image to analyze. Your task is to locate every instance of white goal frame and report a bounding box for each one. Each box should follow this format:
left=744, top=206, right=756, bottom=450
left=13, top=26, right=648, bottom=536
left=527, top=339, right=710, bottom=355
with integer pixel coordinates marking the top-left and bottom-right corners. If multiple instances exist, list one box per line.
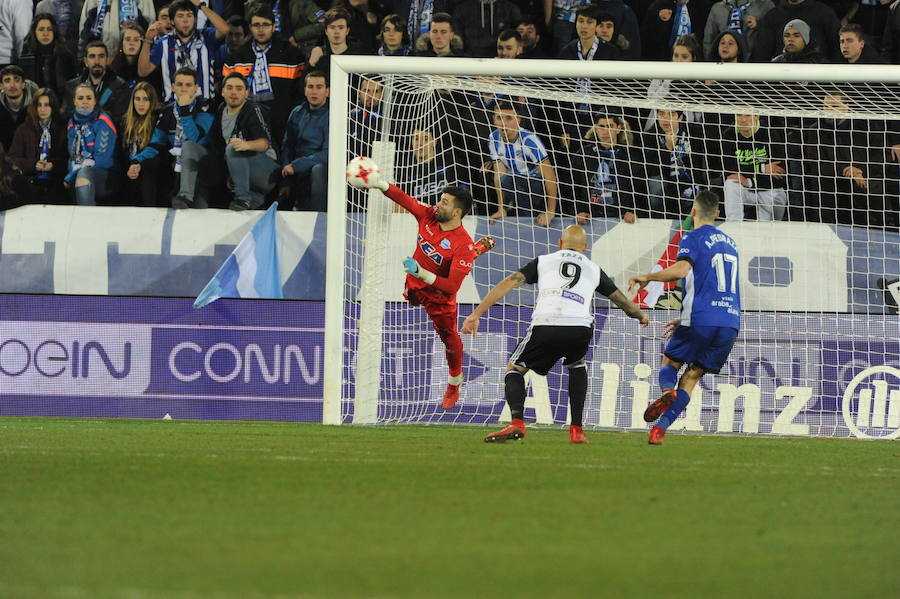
left=322, top=56, right=900, bottom=426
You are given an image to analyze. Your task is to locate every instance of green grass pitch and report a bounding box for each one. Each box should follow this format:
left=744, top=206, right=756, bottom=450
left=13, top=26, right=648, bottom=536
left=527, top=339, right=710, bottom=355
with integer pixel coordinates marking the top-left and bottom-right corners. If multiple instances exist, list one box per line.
left=0, top=417, right=897, bottom=599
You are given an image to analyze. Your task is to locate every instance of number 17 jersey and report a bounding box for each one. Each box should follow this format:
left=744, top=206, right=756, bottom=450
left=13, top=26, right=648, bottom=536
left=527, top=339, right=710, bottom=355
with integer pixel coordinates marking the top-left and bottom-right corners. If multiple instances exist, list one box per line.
left=676, top=224, right=741, bottom=330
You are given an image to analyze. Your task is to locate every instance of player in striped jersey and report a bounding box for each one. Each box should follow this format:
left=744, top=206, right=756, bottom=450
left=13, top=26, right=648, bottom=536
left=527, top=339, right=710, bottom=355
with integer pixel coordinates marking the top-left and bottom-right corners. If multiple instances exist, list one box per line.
left=462, top=225, right=648, bottom=443
left=629, top=190, right=741, bottom=445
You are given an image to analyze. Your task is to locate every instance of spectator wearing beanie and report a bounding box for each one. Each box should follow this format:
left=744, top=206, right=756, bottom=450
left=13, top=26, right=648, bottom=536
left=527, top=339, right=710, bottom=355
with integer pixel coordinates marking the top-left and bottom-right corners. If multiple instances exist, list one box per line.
left=771, top=18, right=828, bottom=62
left=751, top=0, right=840, bottom=61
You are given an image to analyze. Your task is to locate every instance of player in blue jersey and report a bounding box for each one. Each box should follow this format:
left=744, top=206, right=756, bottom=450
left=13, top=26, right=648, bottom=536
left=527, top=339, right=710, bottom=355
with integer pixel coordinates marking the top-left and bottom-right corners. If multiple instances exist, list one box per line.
left=628, top=190, right=741, bottom=445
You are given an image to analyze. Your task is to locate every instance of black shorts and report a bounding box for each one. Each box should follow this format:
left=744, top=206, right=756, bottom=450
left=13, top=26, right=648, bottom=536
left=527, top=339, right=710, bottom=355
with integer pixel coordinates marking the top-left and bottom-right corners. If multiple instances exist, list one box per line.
left=509, top=325, right=593, bottom=376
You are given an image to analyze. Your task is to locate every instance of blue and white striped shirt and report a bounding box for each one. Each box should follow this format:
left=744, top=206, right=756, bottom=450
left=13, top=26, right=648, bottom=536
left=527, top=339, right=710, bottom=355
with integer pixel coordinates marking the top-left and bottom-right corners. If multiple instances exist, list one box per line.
left=488, top=128, right=549, bottom=178
left=150, top=27, right=220, bottom=102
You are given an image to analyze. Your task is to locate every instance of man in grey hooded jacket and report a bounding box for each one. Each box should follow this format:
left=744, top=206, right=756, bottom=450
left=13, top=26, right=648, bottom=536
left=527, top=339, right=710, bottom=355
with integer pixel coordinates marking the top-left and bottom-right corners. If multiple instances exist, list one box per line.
left=703, top=0, right=774, bottom=58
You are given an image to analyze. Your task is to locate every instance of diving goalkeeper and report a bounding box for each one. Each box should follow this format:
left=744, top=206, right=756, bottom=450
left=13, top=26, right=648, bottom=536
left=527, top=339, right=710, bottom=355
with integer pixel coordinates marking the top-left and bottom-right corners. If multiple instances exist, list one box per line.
left=347, top=160, right=493, bottom=410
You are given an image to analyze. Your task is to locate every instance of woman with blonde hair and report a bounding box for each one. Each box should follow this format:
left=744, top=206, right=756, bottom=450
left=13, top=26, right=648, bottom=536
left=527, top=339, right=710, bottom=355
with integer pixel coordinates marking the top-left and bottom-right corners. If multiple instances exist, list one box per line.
left=65, top=83, right=118, bottom=206
left=121, top=81, right=166, bottom=206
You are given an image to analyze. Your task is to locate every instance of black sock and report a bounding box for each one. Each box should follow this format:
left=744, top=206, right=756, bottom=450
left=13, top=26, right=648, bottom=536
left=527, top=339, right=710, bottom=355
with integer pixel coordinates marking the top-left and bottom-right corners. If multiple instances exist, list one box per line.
left=568, top=363, right=588, bottom=427
left=505, top=370, right=526, bottom=421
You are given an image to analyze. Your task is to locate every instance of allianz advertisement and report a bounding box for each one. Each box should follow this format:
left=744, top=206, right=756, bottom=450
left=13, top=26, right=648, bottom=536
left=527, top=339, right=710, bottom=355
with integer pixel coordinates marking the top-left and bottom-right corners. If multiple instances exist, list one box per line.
left=0, top=296, right=896, bottom=440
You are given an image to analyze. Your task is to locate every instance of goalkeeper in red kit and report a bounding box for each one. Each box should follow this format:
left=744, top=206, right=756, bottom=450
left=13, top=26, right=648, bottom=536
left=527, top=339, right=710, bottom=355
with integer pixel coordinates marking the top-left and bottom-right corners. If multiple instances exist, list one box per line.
left=347, top=161, right=493, bottom=409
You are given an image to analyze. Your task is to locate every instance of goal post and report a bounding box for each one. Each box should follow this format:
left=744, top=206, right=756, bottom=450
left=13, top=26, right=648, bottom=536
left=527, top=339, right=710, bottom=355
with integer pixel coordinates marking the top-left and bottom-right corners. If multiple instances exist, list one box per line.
left=323, top=55, right=900, bottom=438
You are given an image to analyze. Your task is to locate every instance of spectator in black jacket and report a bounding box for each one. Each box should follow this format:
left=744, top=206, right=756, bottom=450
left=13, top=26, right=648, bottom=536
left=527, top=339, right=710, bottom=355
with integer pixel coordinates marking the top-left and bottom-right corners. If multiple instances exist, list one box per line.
left=0, top=145, right=30, bottom=212
left=453, top=0, right=522, bottom=58
left=800, top=90, right=891, bottom=226
left=120, top=81, right=167, bottom=206
left=570, top=113, right=644, bottom=223
left=308, top=9, right=368, bottom=74
left=881, top=0, right=900, bottom=63
left=33, top=0, right=85, bottom=55
left=839, top=23, right=887, bottom=63
left=20, top=13, right=78, bottom=95
left=641, top=0, right=712, bottom=60
left=643, top=108, right=705, bottom=217
left=0, top=66, right=37, bottom=151
left=597, top=11, right=633, bottom=56
left=7, top=88, right=68, bottom=204
left=108, top=23, right=164, bottom=90
left=61, top=40, right=130, bottom=122
left=177, top=72, right=279, bottom=211
left=334, top=0, right=384, bottom=54
left=496, top=28, right=523, bottom=58
left=709, top=29, right=750, bottom=61
left=557, top=5, right=620, bottom=59
left=719, top=112, right=788, bottom=221
left=752, top=0, right=840, bottom=61
left=223, top=3, right=303, bottom=148
left=771, top=18, right=828, bottom=61
left=515, top=16, right=548, bottom=58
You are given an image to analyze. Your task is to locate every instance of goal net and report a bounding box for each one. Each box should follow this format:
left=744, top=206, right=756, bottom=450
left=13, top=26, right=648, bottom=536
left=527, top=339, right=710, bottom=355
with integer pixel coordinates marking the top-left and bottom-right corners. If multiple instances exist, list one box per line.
left=323, top=57, right=900, bottom=440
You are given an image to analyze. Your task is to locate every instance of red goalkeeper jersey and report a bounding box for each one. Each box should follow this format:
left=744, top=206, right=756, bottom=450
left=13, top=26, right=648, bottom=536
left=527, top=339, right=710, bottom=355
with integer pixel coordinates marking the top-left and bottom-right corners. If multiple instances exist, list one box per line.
left=384, top=184, right=476, bottom=306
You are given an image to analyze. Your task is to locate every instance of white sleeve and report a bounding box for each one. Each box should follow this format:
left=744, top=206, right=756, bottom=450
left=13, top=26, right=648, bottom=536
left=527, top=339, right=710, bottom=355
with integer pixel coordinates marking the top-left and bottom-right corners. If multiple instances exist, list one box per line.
left=79, top=0, right=96, bottom=35
left=488, top=133, right=500, bottom=162
left=140, top=0, right=157, bottom=22
left=14, top=2, right=32, bottom=58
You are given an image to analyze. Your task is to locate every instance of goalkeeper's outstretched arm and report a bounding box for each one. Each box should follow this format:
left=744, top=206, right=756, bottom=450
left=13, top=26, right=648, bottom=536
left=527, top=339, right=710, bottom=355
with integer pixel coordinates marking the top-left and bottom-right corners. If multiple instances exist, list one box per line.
left=346, top=159, right=430, bottom=219
left=460, top=271, right=528, bottom=335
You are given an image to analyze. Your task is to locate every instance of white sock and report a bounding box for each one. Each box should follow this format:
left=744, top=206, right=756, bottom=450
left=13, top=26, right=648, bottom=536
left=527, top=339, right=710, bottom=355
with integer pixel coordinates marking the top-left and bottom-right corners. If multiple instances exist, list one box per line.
left=448, top=373, right=463, bottom=386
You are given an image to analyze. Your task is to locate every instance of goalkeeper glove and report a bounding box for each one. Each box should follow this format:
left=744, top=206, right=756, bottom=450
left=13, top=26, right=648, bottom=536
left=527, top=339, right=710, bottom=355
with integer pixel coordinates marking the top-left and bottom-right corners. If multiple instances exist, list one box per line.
left=403, top=257, right=436, bottom=284
left=347, top=163, right=388, bottom=191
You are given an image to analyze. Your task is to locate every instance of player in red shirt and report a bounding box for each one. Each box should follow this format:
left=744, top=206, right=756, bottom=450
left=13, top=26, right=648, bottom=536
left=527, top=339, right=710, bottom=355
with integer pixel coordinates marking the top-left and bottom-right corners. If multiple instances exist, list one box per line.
left=348, top=164, right=493, bottom=409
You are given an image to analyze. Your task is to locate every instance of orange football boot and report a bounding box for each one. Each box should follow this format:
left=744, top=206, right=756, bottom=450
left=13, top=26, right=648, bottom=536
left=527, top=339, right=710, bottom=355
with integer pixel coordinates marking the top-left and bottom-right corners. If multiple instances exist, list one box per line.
left=569, top=425, right=588, bottom=444
left=484, top=419, right=526, bottom=442
left=644, top=388, right=676, bottom=422
left=442, top=383, right=461, bottom=410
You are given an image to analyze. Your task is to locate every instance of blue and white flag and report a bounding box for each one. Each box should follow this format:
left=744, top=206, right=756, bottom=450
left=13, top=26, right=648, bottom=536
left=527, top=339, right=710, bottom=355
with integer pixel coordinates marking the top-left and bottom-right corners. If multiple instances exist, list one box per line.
left=193, top=203, right=283, bottom=308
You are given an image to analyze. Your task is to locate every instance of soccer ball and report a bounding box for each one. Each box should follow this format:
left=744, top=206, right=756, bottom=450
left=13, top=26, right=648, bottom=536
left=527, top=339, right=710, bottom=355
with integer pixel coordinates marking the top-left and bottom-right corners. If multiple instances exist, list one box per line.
left=346, top=156, right=380, bottom=188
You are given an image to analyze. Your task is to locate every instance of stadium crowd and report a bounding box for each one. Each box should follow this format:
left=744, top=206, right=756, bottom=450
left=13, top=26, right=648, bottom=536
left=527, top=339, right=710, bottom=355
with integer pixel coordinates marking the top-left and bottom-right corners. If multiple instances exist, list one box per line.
left=0, top=0, right=897, bottom=228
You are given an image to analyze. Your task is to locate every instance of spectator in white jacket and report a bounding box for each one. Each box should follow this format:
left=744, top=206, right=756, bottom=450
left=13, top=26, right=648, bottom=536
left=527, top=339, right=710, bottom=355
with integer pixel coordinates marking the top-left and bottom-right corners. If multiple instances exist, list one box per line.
left=0, top=0, right=32, bottom=66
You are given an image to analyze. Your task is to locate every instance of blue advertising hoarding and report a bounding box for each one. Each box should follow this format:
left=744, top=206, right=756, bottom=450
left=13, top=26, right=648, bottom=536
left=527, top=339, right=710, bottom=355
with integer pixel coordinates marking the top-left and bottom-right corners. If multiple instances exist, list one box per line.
left=1, top=295, right=896, bottom=439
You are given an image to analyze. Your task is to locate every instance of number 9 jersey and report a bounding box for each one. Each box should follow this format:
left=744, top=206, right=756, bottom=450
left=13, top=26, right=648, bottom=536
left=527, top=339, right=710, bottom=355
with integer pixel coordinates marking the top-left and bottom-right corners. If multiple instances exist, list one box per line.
left=518, top=249, right=618, bottom=328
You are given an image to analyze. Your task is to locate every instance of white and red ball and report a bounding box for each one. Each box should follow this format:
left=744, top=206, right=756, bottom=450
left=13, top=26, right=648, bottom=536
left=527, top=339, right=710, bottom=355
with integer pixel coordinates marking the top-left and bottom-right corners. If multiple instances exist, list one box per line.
left=345, top=156, right=380, bottom=187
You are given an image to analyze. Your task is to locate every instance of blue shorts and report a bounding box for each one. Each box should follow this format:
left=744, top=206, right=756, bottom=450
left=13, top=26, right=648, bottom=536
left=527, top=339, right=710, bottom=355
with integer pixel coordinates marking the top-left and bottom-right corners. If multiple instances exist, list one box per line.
left=664, top=325, right=738, bottom=374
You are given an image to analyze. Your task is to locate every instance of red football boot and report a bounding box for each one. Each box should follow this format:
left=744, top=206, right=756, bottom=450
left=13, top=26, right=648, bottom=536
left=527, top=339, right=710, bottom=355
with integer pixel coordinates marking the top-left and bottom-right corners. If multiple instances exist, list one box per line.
left=569, top=425, right=588, bottom=444
left=442, top=383, right=461, bottom=410
left=648, top=426, right=666, bottom=445
left=473, top=236, right=495, bottom=258
left=484, top=419, right=526, bottom=442
left=644, top=388, right=676, bottom=423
